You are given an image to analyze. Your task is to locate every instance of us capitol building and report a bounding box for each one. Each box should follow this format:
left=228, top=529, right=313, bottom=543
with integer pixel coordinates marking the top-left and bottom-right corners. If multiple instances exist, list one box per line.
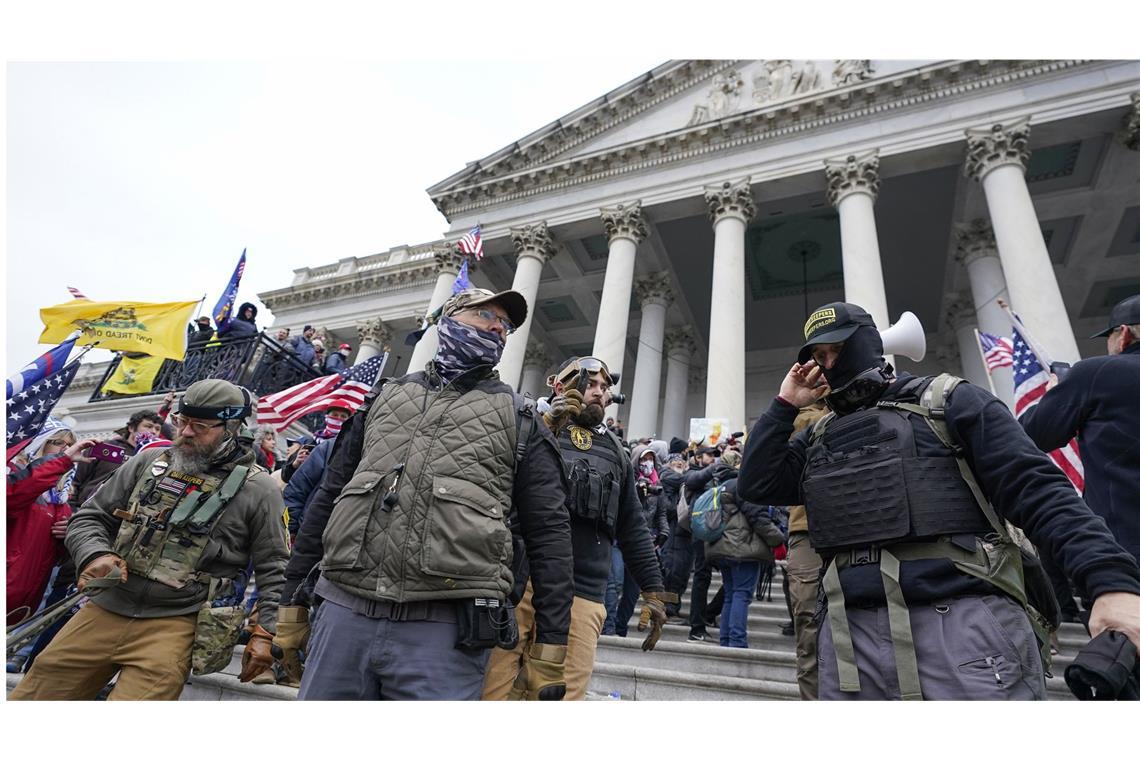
left=59, top=59, right=1140, bottom=441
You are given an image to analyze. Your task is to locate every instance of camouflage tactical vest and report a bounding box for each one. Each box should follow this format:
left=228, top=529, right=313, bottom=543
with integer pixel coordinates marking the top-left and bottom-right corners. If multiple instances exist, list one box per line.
left=112, top=451, right=239, bottom=589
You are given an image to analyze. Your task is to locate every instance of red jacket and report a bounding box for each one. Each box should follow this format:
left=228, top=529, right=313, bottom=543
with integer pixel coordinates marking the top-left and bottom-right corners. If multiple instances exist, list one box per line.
left=6, top=454, right=74, bottom=625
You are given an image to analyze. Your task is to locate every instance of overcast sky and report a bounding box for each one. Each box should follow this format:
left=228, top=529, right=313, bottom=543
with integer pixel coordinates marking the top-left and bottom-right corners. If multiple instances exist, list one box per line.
left=6, top=58, right=664, bottom=370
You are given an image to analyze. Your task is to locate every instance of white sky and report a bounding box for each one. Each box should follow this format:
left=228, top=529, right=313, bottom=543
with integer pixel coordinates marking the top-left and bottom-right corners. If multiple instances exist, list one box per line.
left=4, top=1, right=1129, bottom=376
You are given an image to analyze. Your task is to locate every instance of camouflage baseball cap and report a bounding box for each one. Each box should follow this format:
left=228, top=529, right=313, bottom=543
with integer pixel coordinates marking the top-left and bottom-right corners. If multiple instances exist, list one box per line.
left=442, top=288, right=528, bottom=331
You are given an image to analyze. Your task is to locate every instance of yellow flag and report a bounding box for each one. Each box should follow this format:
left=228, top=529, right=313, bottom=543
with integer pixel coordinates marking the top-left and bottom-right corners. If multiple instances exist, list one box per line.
left=39, top=300, right=199, bottom=360
left=100, top=354, right=166, bottom=395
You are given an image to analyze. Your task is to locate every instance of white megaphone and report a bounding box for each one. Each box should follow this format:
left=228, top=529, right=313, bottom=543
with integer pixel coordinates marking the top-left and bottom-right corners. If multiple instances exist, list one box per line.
left=880, top=311, right=926, bottom=362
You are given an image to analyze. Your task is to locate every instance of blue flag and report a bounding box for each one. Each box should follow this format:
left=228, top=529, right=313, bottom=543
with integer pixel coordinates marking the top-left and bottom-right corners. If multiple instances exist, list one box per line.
left=451, top=258, right=472, bottom=295
left=6, top=333, right=79, bottom=400
left=213, top=249, right=247, bottom=334
left=6, top=361, right=81, bottom=447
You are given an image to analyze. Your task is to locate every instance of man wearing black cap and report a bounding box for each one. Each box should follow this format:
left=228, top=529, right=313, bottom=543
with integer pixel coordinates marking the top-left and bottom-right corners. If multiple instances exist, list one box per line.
left=1020, top=293, right=1140, bottom=565
left=738, top=301, right=1140, bottom=700
left=287, top=325, right=317, bottom=367
left=277, top=287, right=575, bottom=701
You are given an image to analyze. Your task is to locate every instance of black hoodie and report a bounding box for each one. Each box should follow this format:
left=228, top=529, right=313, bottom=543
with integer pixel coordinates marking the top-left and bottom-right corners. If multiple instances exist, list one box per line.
left=223, top=301, right=259, bottom=339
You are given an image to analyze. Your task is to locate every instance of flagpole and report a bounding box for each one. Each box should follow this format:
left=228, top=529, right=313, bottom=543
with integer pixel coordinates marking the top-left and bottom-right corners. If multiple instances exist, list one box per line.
left=972, top=328, right=999, bottom=397
left=192, top=294, right=207, bottom=321
left=998, top=299, right=1054, bottom=367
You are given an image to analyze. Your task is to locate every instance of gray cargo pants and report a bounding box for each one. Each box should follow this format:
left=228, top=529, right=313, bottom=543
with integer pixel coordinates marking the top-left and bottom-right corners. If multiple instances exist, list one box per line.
left=818, top=594, right=1047, bottom=700
left=298, top=598, right=490, bottom=700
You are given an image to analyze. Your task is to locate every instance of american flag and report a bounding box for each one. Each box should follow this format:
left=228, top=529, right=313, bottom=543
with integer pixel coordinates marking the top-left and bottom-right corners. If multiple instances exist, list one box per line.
left=457, top=225, right=484, bottom=260
left=67, top=286, right=89, bottom=299
left=977, top=330, right=1014, bottom=372
left=257, top=355, right=386, bottom=431
left=6, top=361, right=81, bottom=450
left=1011, top=325, right=1085, bottom=493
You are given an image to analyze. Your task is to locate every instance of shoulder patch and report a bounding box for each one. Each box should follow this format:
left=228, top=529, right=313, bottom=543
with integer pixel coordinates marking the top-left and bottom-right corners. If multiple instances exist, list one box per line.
left=568, top=425, right=593, bottom=451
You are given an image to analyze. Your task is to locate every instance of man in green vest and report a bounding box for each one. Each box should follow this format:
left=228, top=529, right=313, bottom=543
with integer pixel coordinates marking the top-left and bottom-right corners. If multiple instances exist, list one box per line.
left=10, top=379, right=290, bottom=700
left=278, top=287, right=575, bottom=700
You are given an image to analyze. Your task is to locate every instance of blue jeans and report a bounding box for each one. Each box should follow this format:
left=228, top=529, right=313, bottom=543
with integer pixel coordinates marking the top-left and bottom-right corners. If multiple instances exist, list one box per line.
left=603, top=547, right=641, bottom=636
left=719, top=559, right=761, bottom=648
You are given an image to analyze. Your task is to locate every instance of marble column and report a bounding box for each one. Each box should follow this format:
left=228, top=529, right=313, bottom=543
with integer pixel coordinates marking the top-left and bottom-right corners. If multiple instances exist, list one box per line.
left=591, top=201, right=649, bottom=394
left=497, top=223, right=558, bottom=389
left=1121, top=93, right=1140, bottom=151
left=702, top=177, right=753, bottom=433
left=954, top=219, right=1015, bottom=408
left=626, top=273, right=673, bottom=440
left=965, top=118, right=1081, bottom=364
left=355, top=317, right=392, bottom=366
left=661, top=327, right=697, bottom=442
left=945, top=298, right=990, bottom=392
left=520, top=342, right=552, bottom=401
left=407, top=243, right=466, bottom=371
left=825, top=151, right=892, bottom=364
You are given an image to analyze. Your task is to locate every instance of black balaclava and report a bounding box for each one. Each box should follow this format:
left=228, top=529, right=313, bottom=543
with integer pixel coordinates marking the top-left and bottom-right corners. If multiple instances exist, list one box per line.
left=823, top=325, right=893, bottom=415
left=434, top=316, right=504, bottom=384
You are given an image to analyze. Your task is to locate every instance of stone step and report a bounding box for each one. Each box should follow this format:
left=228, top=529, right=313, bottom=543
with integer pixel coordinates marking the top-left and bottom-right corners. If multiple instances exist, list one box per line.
left=588, top=661, right=800, bottom=701
left=595, top=634, right=797, bottom=683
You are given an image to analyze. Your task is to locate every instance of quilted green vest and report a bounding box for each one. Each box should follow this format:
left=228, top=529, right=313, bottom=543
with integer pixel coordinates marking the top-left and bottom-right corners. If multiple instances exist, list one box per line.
left=320, top=372, right=519, bottom=602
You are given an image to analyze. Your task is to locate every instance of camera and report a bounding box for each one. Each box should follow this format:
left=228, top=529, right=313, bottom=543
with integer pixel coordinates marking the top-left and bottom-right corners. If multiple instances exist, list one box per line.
left=610, top=392, right=626, bottom=405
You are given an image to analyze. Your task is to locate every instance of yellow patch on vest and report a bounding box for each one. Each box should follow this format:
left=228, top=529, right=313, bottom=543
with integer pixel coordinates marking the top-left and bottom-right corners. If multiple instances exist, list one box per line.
left=804, top=307, right=837, bottom=339
left=568, top=425, right=593, bottom=451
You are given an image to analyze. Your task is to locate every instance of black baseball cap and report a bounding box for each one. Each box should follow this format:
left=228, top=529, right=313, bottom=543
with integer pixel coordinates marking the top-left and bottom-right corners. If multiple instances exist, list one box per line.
left=1090, top=294, right=1140, bottom=337
left=797, top=302, right=877, bottom=363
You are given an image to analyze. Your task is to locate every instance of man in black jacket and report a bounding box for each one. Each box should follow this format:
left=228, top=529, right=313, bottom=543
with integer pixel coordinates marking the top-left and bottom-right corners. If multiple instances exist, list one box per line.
left=482, top=356, right=670, bottom=700
left=275, top=288, right=574, bottom=701
left=1020, top=294, right=1140, bottom=565
left=739, top=301, right=1140, bottom=700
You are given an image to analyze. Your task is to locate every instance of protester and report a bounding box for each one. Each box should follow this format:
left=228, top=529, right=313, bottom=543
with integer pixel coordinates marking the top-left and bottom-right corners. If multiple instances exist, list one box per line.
left=603, top=476, right=669, bottom=637
left=222, top=302, right=260, bottom=340
left=323, top=343, right=351, bottom=374
left=287, top=325, right=317, bottom=367
left=1020, top=293, right=1140, bottom=566
left=253, top=425, right=278, bottom=470
left=187, top=316, right=215, bottom=349
left=739, top=301, right=1140, bottom=700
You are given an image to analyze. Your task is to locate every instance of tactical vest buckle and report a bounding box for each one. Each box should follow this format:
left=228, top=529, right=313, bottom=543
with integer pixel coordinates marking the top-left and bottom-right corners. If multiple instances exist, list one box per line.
left=850, top=547, right=880, bottom=566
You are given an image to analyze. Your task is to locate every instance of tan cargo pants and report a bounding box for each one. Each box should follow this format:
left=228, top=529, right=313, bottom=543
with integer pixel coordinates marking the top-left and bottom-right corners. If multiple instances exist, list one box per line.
left=481, top=584, right=607, bottom=701
left=786, top=532, right=823, bottom=700
left=9, top=601, right=197, bottom=701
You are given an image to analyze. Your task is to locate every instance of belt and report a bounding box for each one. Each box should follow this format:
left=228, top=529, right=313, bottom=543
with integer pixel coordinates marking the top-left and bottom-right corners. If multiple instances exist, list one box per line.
left=315, top=576, right=457, bottom=623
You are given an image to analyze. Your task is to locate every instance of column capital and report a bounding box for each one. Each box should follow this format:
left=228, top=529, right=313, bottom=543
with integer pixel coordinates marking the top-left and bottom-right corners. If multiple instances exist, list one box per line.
left=1120, top=93, right=1140, bottom=151
left=356, top=317, right=392, bottom=351
left=824, top=150, right=880, bottom=206
left=664, top=326, right=697, bottom=358
left=944, top=295, right=979, bottom=332
left=509, top=222, right=558, bottom=265
left=633, top=272, right=674, bottom=309
left=522, top=342, right=552, bottom=372
left=703, top=177, right=755, bottom=225
left=964, top=117, right=1031, bottom=182
left=688, top=365, right=707, bottom=388
left=432, top=242, right=466, bottom=275
left=600, top=201, right=649, bottom=245
left=934, top=337, right=959, bottom=366
left=954, top=218, right=1000, bottom=267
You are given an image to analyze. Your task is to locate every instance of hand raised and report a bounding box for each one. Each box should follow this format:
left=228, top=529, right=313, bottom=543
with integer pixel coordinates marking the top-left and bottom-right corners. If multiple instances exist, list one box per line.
left=778, top=360, right=830, bottom=408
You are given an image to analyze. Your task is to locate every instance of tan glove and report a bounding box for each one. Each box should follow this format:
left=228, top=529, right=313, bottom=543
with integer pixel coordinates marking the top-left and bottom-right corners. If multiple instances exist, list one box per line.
left=273, top=606, right=310, bottom=685
left=77, top=554, right=128, bottom=592
left=239, top=624, right=274, bottom=683
left=507, top=642, right=567, bottom=701
left=542, top=388, right=585, bottom=433
left=638, top=591, right=678, bottom=651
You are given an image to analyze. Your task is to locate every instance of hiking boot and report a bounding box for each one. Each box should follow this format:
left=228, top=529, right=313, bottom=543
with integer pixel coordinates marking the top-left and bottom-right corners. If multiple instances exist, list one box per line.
left=780, top=621, right=795, bottom=636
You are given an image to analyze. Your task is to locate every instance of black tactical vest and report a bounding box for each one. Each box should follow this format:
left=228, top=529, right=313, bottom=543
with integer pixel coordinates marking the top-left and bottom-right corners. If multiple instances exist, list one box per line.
left=557, top=423, right=625, bottom=539
left=802, top=381, right=992, bottom=557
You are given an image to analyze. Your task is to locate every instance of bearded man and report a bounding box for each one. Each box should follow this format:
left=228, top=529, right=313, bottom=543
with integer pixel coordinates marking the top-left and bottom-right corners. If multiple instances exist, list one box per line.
left=481, top=356, right=673, bottom=701
left=10, top=380, right=289, bottom=700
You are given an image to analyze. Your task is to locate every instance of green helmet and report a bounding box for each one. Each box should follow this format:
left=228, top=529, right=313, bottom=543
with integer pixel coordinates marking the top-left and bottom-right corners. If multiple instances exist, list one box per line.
left=178, top=379, right=252, bottom=421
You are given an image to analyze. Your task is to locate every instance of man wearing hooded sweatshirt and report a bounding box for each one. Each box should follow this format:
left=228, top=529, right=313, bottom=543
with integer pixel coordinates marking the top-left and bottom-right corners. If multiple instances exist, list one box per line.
left=739, top=301, right=1140, bottom=700
left=277, top=288, right=574, bottom=701
left=222, top=302, right=260, bottom=340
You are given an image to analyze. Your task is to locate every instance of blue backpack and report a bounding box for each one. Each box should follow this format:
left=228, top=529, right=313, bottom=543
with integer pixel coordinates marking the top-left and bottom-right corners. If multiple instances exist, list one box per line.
left=690, top=485, right=730, bottom=542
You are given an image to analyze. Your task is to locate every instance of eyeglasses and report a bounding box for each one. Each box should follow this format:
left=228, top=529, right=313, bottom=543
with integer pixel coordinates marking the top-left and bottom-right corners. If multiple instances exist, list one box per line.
left=170, top=414, right=225, bottom=435
left=45, top=439, right=71, bottom=447
left=463, top=308, right=515, bottom=334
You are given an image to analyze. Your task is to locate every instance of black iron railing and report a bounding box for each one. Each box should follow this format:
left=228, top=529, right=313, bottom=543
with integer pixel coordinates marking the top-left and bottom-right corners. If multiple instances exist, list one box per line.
left=89, top=333, right=324, bottom=402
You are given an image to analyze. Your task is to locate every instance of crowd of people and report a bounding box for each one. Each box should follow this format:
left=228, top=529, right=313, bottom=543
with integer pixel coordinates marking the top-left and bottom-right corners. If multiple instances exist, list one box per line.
left=6, top=288, right=1139, bottom=701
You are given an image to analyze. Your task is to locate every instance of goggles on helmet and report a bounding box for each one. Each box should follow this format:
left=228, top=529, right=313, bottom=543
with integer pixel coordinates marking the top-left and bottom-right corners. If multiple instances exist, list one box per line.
left=550, top=356, right=614, bottom=389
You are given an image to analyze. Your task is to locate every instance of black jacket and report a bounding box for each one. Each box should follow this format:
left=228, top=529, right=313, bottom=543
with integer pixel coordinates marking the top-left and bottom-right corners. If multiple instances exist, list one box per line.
left=282, top=368, right=574, bottom=644
left=187, top=324, right=214, bottom=349
left=739, top=374, right=1140, bottom=606
left=658, top=466, right=685, bottom=520
left=223, top=302, right=259, bottom=339
left=640, top=491, right=669, bottom=542
left=1020, top=342, right=1140, bottom=562
left=561, top=426, right=664, bottom=604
